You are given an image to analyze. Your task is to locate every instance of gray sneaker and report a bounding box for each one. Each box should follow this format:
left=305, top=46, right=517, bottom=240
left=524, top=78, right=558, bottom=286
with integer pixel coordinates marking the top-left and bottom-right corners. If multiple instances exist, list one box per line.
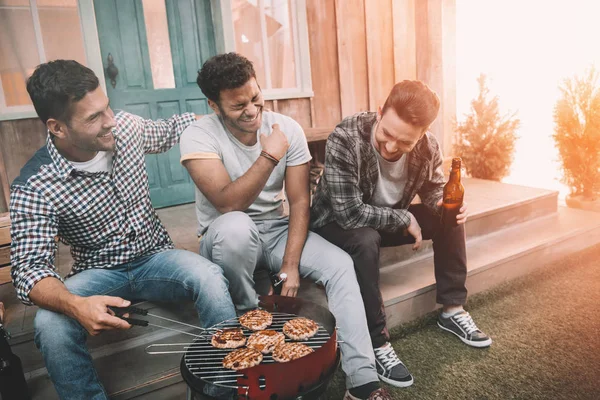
left=437, top=311, right=492, bottom=348
left=373, top=343, right=414, bottom=387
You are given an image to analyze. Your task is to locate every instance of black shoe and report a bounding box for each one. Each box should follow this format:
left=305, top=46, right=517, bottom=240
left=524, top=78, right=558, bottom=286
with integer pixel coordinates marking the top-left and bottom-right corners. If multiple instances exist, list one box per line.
left=373, top=343, right=414, bottom=387
left=437, top=311, right=492, bottom=348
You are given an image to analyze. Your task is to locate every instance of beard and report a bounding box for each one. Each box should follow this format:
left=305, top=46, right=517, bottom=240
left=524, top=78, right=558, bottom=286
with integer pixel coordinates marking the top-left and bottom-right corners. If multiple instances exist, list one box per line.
left=219, top=105, right=263, bottom=136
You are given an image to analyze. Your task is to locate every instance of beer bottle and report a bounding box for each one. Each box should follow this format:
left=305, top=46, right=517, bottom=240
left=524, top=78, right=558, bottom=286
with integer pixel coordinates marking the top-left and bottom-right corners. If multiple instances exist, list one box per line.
left=441, top=157, right=464, bottom=228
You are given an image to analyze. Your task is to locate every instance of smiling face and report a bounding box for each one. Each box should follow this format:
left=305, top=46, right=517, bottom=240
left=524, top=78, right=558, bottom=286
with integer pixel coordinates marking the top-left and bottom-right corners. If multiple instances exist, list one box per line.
left=373, top=107, right=426, bottom=162
left=47, top=87, right=117, bottom=162
left=209, top=77, right=264, bottom=140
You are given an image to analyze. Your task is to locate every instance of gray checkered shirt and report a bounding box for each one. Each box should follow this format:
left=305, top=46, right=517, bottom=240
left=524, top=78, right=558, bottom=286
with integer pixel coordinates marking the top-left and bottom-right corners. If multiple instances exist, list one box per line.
left=310, top=112, right=445, bottom=232
left=10, top=111, right=195, bottom=305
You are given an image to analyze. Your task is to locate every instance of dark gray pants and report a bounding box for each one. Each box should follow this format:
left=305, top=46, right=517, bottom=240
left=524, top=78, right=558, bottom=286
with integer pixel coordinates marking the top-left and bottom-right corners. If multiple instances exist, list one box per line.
left=314, top=204, right=468, bottom=348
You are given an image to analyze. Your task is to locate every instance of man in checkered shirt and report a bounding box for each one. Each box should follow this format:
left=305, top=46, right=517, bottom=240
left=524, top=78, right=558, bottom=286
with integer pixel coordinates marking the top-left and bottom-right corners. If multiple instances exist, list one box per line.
left=311, top=81, right=492, bottom=389
left=9, top=60, right=236, bottom=400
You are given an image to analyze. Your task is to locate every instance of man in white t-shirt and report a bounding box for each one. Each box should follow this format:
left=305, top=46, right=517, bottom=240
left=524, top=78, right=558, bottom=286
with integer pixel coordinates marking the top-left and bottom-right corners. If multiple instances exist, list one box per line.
left=180, top=53, right=392, bottom=400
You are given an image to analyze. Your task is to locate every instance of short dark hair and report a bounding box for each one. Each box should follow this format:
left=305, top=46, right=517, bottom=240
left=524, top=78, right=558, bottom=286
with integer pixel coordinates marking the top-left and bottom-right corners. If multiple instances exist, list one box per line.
left=197, top=52, right=256, bottom=103
left=26, top=60, right=100, bottom=125
left=382, top=80, right=440, bottom=128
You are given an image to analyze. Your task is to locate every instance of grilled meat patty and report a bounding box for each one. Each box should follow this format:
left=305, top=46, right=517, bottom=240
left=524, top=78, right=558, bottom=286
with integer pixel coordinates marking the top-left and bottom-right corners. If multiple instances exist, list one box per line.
left=211, top=328, right=247, bottom=349
left=272, top=342, right=314, bottom=363
left=239, top=309, right=273, bottom=331
left=246, top=330, right=286, bottom=354
left=222, top=347, right=263, bottom=370
left=282, top=317, right=319, bottom=340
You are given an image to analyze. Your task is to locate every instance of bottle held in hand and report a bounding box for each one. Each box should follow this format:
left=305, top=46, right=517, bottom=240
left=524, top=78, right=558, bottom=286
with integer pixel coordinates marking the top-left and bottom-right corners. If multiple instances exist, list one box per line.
left=441, top=157, right=464, bottom=228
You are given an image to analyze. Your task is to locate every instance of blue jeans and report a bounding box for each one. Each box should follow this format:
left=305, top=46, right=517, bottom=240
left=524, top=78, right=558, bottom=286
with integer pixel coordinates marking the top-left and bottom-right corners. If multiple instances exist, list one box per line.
left=33, top=249, right=236, bottom=400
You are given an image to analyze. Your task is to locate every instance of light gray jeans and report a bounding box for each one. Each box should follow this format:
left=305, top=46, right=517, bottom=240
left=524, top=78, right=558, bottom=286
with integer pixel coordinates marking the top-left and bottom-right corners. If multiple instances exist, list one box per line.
left=200, top=211, right=378, bottom=389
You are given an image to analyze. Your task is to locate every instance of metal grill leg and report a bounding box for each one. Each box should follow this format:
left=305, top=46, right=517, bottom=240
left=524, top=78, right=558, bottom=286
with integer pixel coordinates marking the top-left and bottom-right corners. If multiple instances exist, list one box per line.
left=186, top=385, right=194, bottom=400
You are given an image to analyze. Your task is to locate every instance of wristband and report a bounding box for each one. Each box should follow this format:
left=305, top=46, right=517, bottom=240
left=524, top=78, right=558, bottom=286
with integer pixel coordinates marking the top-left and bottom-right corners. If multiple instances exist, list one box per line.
left=260, top=150, right=279, bottom=166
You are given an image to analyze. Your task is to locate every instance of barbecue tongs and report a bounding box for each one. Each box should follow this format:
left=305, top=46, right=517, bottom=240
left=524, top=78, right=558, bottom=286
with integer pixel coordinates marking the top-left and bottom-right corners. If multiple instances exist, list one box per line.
left=109, top=305, right=214, bottom=340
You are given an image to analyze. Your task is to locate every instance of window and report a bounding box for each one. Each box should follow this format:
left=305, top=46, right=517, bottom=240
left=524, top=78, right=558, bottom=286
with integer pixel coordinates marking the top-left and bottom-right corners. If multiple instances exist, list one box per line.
left=222, top=0, right=312, bottom=100
left=0, top=0, right=87, bottom=120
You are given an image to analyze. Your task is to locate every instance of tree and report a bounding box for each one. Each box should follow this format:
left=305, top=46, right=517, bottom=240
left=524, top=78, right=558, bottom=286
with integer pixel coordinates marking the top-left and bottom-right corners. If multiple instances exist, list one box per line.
left=455, top=74, right=520, bottom=181
left=553, top=68, right=600, bottom=199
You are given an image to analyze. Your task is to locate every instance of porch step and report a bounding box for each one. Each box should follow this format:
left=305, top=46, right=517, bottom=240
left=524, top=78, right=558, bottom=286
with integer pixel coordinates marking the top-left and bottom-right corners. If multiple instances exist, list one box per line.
left=380, top=206, right=600, bottom=326
left=16, top=205, right=600, bottom=399
left=379, top=179, right=558, bottom=268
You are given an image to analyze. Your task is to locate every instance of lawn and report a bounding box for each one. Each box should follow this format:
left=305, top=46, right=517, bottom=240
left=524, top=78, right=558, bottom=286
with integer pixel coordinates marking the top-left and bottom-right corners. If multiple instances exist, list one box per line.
left=326, top=243, right=600, bottom=399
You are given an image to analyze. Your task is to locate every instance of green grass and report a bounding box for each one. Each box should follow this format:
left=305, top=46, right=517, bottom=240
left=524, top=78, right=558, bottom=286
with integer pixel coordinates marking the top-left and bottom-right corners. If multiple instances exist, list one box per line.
left=326, top=244, right=600, bottom=399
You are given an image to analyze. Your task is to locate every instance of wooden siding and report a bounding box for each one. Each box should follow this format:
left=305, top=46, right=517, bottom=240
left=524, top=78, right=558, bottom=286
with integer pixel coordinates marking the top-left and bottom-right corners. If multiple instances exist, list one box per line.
left=0, top=0, right=456, bottom=212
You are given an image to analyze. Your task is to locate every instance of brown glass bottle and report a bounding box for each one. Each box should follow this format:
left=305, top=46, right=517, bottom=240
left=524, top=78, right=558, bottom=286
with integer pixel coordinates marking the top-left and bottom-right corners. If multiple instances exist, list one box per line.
left=441, top=158, right=464, bottom=228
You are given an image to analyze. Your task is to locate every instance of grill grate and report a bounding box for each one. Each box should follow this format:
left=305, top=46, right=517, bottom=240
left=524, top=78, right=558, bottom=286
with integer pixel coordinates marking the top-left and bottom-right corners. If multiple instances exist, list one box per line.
left=183, top=312, right=331, bottom=389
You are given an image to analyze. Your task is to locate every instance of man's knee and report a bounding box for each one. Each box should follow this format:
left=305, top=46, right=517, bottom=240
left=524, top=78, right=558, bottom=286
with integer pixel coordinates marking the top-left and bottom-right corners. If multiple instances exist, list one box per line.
left=34, top=308, right=85, bottom=349
left=209, top=212, right=259, bottom=252
left=345, top=227, right=381, bottom=253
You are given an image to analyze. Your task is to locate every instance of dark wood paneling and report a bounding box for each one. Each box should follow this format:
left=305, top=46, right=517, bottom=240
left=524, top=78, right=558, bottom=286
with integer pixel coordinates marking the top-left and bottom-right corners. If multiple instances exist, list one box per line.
left=0, top=118, right=47, bottom=212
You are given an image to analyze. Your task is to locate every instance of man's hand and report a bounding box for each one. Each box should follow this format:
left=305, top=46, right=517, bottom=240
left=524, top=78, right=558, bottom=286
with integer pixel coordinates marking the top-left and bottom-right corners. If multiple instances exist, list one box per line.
left=437, top=199, right=469, bottom=225
left=0, top=302, right=4, bottom=323
left=72, top=296, right=132, bottom=336
left=279, top=263, right=300, bottom=298
left=407, top=212, right=422, bottom=250
left=260, top=124, right=289, bottom=161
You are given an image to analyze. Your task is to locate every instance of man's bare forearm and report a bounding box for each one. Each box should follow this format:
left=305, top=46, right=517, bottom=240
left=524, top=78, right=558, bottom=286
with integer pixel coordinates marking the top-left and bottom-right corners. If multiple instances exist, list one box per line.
left=29, top=277, right=82, bottom=318
left=282, top=199, right=310, bottom=266
left=217, top=156, right=276, bottom=212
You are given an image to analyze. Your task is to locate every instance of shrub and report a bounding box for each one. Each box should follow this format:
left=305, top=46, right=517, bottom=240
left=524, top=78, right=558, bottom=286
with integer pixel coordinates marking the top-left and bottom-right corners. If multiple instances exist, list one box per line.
left=454, top=74, right=520, bottom=181
left=553, top=68, right=600, bottom=199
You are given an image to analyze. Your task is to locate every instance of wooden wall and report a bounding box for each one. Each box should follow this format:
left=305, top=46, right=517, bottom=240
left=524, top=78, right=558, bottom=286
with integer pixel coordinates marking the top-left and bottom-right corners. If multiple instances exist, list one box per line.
left=0, top=118, right=47, bottom=213
left=0, top=0, right=456, bottom=213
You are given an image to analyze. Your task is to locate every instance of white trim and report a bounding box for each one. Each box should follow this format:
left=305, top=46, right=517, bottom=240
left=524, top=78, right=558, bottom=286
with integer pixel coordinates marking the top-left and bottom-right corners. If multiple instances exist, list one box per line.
left=0, top=109, right=38, bottom=121
left=214, top=0, right=235, bottom=53
left=78, top=0, right=107, bottom=93
left=29, top=0, right=47, bottom=63
left=263, top=88, right=313, bottom=100
left=258, top=0, right=273, bottom=89
left=290, top=0, right=302, bottom=89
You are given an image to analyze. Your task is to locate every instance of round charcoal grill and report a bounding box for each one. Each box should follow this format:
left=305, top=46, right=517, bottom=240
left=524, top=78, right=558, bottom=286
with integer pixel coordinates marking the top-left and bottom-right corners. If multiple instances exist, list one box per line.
left=181, top=295, right=340, bottom=400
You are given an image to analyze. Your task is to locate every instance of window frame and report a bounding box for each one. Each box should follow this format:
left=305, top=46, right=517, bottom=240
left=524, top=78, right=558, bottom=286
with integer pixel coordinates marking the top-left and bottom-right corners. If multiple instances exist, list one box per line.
left=214, top=0, right=313, bottom=100
left=0, top=0, right=106, bottom=121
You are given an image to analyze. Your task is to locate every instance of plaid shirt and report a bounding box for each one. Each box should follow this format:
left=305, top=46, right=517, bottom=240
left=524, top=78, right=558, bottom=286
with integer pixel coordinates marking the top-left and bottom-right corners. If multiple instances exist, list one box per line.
left=310, top=112, right=445, bottom=233
left=10, top=111, right=195, bottom=305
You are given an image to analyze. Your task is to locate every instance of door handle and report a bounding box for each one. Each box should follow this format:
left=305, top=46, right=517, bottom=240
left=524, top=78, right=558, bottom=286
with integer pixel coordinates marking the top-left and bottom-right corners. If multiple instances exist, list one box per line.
left=105, top=53, right=119, bottom=88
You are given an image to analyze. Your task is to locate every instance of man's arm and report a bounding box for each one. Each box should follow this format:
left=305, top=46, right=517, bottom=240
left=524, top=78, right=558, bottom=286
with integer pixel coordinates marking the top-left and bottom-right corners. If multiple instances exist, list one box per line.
left=278, top=163, right=311, bottom=297
left=182, top=124, right=289, bottom=213
left=325, top=129, right=411, bottom=233
left=120, top=112, right=196, bottom=154
left=10, top=187, right=130, bottom=335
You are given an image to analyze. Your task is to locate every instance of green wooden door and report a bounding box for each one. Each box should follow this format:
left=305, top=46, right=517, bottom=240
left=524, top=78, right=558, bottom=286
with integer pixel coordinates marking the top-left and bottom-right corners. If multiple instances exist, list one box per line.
left=93, top=0, right=216, bottom=208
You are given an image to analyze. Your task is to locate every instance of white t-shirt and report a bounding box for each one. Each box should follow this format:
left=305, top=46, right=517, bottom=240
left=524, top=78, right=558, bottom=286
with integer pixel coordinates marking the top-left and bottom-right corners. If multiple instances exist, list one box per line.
left=70, top=151, right=113, bottom=174
left=371, top=130, right=408, bottom=208
left=180, top=111, right=312, bottom=234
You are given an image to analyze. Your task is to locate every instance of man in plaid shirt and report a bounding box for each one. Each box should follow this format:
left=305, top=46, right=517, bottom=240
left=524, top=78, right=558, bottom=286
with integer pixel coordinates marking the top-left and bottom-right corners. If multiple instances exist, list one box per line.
left=9, top=60, right=236, bottom=400
left=311, top=81, right=492, bottom=388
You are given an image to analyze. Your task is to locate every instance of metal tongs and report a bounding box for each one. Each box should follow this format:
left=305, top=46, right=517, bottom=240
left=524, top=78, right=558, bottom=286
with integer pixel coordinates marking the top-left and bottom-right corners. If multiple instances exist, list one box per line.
left=109, top=305, right=217, bottom=341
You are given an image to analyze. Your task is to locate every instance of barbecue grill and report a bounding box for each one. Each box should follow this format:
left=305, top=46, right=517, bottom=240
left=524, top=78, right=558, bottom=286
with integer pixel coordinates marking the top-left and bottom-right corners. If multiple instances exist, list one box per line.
left=146, top=295, right=340, bottom=400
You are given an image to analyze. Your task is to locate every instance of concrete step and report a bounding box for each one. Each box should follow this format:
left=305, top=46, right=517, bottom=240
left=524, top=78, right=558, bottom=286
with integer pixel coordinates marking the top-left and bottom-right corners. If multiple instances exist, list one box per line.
left=380, top=206, right=600, bottom=327
left=380, top=179, right=558, bottom=268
